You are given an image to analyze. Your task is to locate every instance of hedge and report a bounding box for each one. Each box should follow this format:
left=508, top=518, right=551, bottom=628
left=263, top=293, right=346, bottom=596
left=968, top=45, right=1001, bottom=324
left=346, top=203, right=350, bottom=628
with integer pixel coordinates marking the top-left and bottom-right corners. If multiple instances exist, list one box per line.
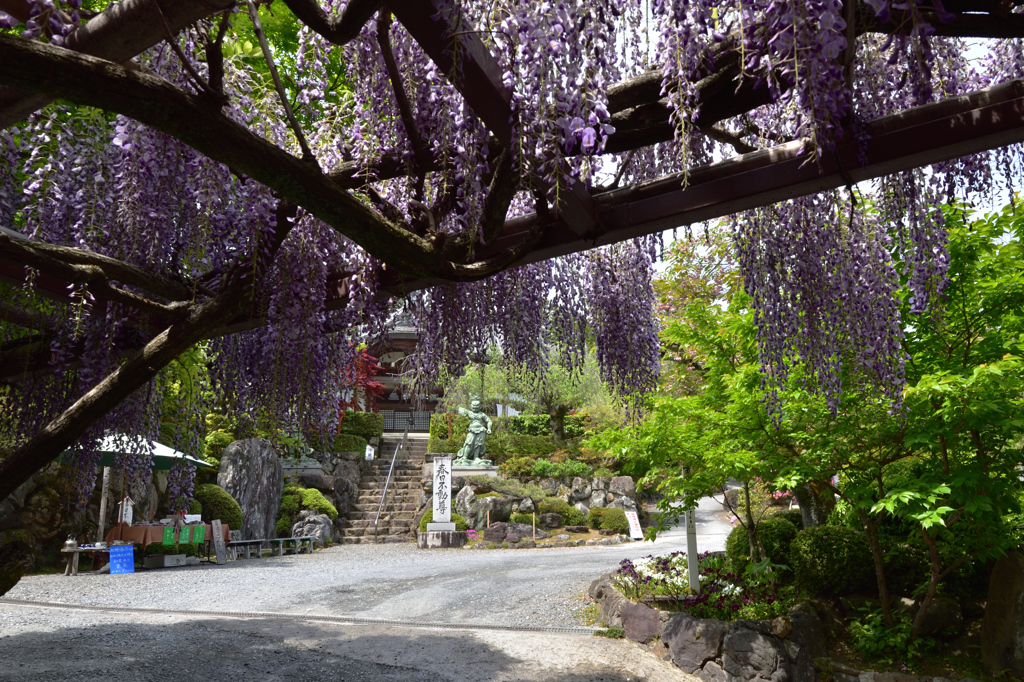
left=194, top=484, right=243, bottom=530
left=144, top=541, right=203, bottom=557
left=502, top=414, right=590, bottom=439
left=338, top=411, right=383, bottom=439
left=430, top=413, right=590, bottom=445
left=427, top=413, right=561, bottom=460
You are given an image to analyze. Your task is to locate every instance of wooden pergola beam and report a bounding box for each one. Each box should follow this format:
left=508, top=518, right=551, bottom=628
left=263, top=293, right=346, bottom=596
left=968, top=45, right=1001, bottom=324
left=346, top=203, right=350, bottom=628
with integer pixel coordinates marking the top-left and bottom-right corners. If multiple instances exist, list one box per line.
left=0, top=0, right=234, bottom=129
left=490, top=79, right=1024, bottom=265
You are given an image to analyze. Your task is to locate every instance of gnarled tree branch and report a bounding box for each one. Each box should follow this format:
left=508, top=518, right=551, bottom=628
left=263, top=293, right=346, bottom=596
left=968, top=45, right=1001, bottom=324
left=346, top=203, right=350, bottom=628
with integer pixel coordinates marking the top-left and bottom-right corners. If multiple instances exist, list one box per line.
left=280, top=0, right=382, bottom=46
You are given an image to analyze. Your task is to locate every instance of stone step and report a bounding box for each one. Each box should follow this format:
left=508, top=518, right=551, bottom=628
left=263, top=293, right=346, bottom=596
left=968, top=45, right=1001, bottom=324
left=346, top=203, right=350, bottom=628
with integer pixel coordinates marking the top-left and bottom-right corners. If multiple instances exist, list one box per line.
left=346, top=511, right=418, bottom=521
left=340, top=535, right=414, bottom=545
left=356, top=494, right=419, bottom=504
left=352, top=502, right=418, bottom=513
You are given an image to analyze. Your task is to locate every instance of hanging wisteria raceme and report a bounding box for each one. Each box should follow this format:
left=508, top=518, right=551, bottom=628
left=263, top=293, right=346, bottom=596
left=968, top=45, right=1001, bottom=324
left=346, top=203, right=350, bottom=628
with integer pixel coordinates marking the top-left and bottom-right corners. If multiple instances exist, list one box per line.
left=730, top=192, right=905, bottom=417
left=3, top=35, right=285, bottom=508
left=166, top=460, right=197, bottom=515
left=408, top=241, right=660, bottom=417
left=0, top=131, right=19, bottom=227
left=586, top=239, right=662, bottom=414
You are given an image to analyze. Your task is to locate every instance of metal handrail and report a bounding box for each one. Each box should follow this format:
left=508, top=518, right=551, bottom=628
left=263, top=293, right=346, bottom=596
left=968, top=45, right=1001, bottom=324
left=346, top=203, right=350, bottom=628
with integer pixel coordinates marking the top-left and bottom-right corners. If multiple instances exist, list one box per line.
left=373, top=419, right=412, bottom=544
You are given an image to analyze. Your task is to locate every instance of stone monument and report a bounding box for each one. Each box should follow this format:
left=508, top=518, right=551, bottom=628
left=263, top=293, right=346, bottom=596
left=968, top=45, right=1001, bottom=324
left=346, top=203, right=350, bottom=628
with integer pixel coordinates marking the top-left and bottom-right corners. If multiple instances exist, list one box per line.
left=427, top=456, right=455, bottom=532
left=453, top=398, right=493, bottom=466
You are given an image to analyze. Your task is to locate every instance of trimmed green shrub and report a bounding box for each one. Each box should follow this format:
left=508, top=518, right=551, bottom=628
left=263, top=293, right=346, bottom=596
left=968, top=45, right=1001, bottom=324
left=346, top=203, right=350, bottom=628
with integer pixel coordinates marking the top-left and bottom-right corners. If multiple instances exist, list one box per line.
left=509, top=512, right=535, bottom=525
left=758, top=518, right=799, bottom=568
left=419, top=509, right=469, bottom=532
left=194, top=484, right=243, bottom=530
left=499, top=456, right=537, bottom=478
left=429, top=413, right=469, bottom=453
left=771, top=508, right=804, bottom=529
left=587, top=507, right=608, bottom=529
left=538, top=497, right=585, bottom=526
left=338, top=411, right=383, bottom=439
left=202, top=429, right=234, bottom=466
left=333, top=433, right=368, bottom=453
left=598, top=508, right=629, bottom=534
left=188, top=498, right=203, bottom=515
left=300, top=488, right=338, bottom=519
left=790, top=526, right=873, bottom=595
left=726, top=524, right=752, bottom=574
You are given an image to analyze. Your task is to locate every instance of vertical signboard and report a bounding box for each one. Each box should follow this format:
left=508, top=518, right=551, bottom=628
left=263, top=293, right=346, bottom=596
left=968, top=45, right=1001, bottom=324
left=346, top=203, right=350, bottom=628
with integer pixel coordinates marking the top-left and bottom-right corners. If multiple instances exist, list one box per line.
left=429, top=456, right=454, bottom=530
left=211, top=519, right=227, bottom=565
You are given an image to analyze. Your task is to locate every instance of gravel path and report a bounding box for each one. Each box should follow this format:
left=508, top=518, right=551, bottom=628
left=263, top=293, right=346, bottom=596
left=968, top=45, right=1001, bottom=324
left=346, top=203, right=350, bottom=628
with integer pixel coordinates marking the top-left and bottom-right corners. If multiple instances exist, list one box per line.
left=0, top=498, right=731, bottom=680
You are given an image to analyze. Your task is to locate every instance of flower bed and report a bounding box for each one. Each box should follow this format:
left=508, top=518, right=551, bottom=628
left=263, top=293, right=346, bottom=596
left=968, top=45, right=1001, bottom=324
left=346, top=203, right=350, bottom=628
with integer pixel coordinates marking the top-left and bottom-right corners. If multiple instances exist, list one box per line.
left=613, top=551, right=794, bottom=621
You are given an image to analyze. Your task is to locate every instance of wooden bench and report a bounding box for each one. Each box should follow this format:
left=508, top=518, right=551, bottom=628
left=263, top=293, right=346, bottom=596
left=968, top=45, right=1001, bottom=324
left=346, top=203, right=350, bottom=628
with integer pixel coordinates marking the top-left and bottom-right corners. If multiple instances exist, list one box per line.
left=226, top=539, right=265, bottom=560
left=266, top=536, right=316, bottom=556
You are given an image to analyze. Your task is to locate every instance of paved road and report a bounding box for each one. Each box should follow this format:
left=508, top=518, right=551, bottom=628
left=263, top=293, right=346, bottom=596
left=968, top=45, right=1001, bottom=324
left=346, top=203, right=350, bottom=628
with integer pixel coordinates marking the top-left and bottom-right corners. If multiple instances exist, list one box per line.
left=0, top=498, right=732, bottom=681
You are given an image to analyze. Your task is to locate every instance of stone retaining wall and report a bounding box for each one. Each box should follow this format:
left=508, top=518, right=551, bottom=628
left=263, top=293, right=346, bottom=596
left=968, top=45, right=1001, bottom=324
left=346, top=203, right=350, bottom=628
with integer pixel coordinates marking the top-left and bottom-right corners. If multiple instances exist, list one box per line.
left=588, top=574, right=986, bottom=682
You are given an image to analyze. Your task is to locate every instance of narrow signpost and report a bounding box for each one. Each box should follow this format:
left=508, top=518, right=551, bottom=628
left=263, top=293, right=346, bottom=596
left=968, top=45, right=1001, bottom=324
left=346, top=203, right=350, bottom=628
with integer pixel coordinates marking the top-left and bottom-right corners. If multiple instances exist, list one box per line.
left=211, top=519, right=226, bottom=565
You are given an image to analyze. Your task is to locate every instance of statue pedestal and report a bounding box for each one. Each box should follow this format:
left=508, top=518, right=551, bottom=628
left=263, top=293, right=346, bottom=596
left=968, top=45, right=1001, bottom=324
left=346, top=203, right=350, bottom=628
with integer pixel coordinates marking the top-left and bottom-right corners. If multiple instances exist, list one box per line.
left=426, top=522, right=455, bottom=531
left=417, top=530, right=467, bottom=549
left=453, top=465, right=498, bottom=478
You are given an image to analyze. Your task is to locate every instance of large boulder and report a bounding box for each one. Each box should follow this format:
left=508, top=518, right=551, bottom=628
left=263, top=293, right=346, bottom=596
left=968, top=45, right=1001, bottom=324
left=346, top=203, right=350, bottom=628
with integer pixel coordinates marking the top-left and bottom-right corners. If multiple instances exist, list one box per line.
left=455, top=487, right=514, bottom=530
left=607, top=495, right=638, bottom=513
left=516, top=497, right=535, bottom=514
left=290, top=510, right=333, bottom=546
left=218, top=439, right=283, bottom=541
left=483, top=522, right=507, bottom=543
left=609, top=476, right=636, bottom=498
left=506, top=521, right=547, bottom=540
left=570, top=477, right=592, bottom=502
left=538, top=512, right=563, bottom=529
left=916, top=596, right=963, bottom=639
left=321, top=456, right=361, bottom=520
left=983, top=551, right=1024, bottom=676
left=621, top=602, right=662, bottom=643
left=787, top=603, right=827, bottom=682
left=590, top=490, right=610, bottom=508
left=661, top=613, right=729, bottom=674
left=721, top=621, right=791, bottom=682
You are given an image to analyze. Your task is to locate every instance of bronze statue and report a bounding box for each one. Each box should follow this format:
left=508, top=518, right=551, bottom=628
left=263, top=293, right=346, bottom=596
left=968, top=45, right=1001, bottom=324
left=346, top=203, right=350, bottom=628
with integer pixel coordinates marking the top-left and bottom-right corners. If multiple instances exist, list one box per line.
left=454, top=398, right=493, bottom=466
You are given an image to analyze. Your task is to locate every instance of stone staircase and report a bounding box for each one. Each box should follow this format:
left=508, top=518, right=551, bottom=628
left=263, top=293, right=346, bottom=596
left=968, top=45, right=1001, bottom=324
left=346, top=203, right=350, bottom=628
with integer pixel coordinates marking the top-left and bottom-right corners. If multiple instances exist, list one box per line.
left=335, top=434, right=428, bottom=544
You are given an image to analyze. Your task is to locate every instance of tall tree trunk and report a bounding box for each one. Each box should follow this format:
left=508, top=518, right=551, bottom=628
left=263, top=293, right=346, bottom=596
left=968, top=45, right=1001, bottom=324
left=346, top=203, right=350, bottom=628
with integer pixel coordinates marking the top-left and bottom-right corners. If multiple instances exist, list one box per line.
left=793, top=480, right=835, bottom=527
left=856, top=508, right=895, bottom=627
left=549, top=405, right=568, bottom=442
left=744, top=481, right=762, bottom=562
